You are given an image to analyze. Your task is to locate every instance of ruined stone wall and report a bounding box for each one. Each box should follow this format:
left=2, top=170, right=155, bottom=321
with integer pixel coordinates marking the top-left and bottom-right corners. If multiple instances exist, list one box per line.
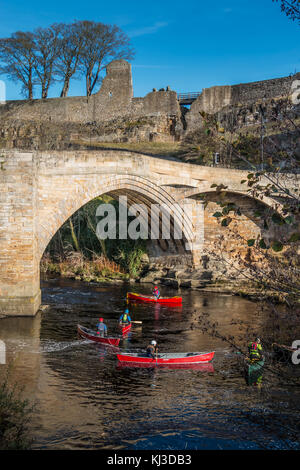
left=0, top=95, right=95, bottom=123
left=0, top=59, right=298, bottom=140
left=0, top=114, right=180, bottom=150
left=0, top=59, right=181, bottom=126
left=230, top=75, right=298, bottom=105
left=185, top=72, right=300, bottom=130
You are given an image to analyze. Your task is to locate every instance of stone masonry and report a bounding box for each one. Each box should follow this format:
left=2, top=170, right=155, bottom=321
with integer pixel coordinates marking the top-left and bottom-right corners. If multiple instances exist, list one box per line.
left=0, top=149, right=297, bottom=316
left=0, top=59, right=298, bottom=136
left=0, top=60, right=181, bottom=125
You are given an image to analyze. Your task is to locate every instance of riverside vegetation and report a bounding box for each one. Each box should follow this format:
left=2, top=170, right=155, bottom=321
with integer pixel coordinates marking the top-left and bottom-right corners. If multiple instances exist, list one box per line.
left=41, top=195, right=148, bottom=283
left=0, top=371, right=33, bottom=450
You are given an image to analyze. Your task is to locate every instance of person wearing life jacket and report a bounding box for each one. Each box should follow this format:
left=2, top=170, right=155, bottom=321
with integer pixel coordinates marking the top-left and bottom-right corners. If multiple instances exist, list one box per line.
left=152, top=286, right=160, bottom=300
left=119, top=308, right=131, bottom=326
left=146, top=340, right=159, bottom=359
left=96, top=318, right=107, bottom=337
left=248, top=337, right=263, bottom=362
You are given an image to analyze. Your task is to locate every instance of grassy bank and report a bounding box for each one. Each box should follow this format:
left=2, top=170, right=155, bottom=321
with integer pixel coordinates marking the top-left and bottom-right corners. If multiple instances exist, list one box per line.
left=40, top=252, right=131, bottom=283
left=71, top=139, right=183, bottom=158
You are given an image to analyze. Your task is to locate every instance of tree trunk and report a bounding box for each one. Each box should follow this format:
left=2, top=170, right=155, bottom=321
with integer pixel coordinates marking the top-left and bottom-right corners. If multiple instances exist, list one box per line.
left=85, top=210, right=106, bottom=256
left=90, top=62, right=101, bottom=95
left=86, top=72, right=92, bottom=97
left=28, top=83, right=33, bottom=100
left=69, top=218, right=80, bottom=252
left=42, top=87, right=47, bottom=99
left=60, top=78, right=70, bottom=97
left=28, top=70, right=33, bottom=100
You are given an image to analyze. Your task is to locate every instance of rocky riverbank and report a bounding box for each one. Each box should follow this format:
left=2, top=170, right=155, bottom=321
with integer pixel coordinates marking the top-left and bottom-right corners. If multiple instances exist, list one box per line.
left=40, top=252, right=289, bottom=304
left=136, top=262, right=290, bottom=303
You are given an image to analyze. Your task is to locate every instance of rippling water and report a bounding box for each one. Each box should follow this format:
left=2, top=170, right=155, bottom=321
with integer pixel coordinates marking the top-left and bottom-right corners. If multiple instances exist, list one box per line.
left=0, top=278, right=299, bottom=450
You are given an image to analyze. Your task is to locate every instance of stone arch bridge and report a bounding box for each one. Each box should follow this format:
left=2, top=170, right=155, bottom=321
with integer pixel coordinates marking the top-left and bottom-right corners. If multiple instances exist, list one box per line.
left=0, top=149, right=295, bottom=316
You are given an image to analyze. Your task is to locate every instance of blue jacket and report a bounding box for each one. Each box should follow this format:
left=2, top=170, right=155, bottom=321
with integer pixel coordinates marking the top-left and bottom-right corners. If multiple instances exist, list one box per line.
left=96, top=322, right=107, bottom=335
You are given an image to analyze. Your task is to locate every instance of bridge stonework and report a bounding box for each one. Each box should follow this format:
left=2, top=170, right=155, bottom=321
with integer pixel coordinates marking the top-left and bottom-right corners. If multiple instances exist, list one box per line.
left=0, top=150, right=294, bottom=316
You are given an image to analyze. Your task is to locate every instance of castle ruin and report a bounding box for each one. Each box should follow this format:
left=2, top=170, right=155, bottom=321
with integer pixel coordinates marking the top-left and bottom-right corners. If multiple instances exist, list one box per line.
left=0, top=60, right=298, bottom=124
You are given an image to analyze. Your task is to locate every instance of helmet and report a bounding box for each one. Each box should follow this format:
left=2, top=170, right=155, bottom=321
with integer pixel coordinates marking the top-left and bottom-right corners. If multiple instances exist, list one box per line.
left=99, top=318, right=103, bottom=322
left=124, top=309, right=129, bottom=314
left=256, top=337, right=261, bottom=343
left=151, top=340, right=157, bottom=346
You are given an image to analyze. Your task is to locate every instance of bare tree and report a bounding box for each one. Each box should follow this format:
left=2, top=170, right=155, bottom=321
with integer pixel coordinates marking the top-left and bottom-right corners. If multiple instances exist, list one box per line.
left=77, top=21, right=134, bottom=96
left=0, top=31, right=36, bottom=99
left=0, top=20, right=134, bottom=99
left=33, top=24, right=62, bottom=99
left=55, top=22, right=85, bottom=98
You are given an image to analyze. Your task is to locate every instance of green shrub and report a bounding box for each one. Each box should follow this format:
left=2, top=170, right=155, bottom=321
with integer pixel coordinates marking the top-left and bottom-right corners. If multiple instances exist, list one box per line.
left=0, top=372, right=33, bottom=450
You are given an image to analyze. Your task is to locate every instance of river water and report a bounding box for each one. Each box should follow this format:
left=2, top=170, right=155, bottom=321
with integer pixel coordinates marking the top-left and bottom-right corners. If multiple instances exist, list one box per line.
left=0, top=278, right=299, bottom=450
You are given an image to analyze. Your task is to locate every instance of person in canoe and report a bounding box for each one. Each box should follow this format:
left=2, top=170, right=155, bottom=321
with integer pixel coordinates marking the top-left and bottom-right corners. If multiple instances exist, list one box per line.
left=146, top=340, right=159, bottom=359
left=119, top=308, right=131, bottom=326
left=152, top=285, right=160, bottom=300
left=96, top=318, right=107, bottom=337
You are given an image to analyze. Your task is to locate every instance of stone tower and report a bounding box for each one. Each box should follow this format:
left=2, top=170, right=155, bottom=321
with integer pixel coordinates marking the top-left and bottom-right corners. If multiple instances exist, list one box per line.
left=95, top=59, right=133, bottom=112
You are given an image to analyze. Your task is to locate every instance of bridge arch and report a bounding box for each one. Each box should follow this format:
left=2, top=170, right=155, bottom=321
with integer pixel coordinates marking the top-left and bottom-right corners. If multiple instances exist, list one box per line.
left=183, top=187, right=286, bottom=214
left=38, top=174, right=194, bottom=261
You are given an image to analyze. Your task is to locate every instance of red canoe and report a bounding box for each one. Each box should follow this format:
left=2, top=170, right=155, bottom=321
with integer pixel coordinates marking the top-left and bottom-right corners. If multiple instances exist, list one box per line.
left=117, top=351, right=214, bottom=366
left=120, top=323, right=132, bottom=336
left=78, top=324, right=120, bottom=346
left=127, top=292, right=182, bottom=305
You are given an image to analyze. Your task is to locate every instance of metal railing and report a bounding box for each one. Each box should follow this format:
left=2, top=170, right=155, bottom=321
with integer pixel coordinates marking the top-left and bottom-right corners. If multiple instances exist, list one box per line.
left=177, top=92, right=201, bottom=104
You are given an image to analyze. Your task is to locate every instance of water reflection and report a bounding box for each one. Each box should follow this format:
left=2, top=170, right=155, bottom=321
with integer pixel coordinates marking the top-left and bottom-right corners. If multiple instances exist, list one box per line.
left=116, top=362, right=215, bottom=371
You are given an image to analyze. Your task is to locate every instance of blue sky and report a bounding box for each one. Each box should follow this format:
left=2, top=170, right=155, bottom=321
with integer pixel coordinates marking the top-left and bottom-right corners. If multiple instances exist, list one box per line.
left=1, top=0, right=299, bottom=100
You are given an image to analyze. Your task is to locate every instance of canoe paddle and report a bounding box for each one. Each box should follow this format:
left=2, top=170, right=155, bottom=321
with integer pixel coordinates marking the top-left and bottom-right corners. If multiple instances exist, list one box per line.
left=96, top=318, right=142, bottom=324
